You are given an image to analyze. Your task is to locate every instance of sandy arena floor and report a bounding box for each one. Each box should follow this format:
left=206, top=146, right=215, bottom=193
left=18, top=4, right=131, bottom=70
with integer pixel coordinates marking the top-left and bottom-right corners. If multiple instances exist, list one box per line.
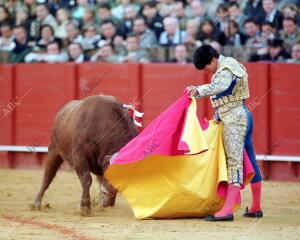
left=0, top=168, right=299, bottom=240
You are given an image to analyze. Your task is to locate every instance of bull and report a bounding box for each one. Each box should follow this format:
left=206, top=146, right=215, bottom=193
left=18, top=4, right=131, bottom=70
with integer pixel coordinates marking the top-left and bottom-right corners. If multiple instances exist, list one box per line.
left=30, top=95, right=138, bottom=215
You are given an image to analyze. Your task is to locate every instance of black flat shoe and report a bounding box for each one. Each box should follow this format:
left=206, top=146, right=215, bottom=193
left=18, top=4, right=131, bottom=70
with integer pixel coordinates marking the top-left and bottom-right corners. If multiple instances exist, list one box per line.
left=243, top=207, right=263, bottom=218
left=205, top=214, right=234, bottom=222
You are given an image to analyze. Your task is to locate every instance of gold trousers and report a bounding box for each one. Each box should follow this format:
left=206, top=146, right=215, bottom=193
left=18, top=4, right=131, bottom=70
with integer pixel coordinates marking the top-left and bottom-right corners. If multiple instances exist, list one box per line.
left=217, top=101, right=248, bottom=186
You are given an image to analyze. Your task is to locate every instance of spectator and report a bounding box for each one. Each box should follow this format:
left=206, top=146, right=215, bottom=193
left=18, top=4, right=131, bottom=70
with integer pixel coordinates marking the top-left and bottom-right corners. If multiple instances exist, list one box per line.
left=244, top=0, right=265, bottom=22
left=82, top=25, right=101, bottom=50
left=282, top=4, right=300, bottom=25
left=142, top=0, right=164, bottom=39
left=286, top=41, right=300, bottom=62
left=218, top=20, right=248, bottom=46
left=200, top=0, right=225, bottom=18
left=67, top=42, right=89, bottom=63
left=0, top=5, right=13, bottom=26
left=0, top=23, right=15, bottom=51
left=169, top=44, right=192, bottom=63
left=158, top=0, right=174, bottom=17
left=44, top=41, right=67, bottom=64
left=55, top=8, right=70, bottom=39
left=36, top=24, right=61, bottom=51
left=280, top=17, right=300, bottom=50
left=261, top=21, right=277, bottom=41
left=196, top=19, right=219, bottom=45
left=258, top=0, right=283, bottom=29
left=91, top=43, right=121, bottom=63
left=96, top=3, right=123, bottom=33
left=111, top=0, right=140, bottom=20
left=171, top=1, right=187, bottom=30
left=228, top=2, right=247, bottom=32
left=99, top=20, right=120, bottom=47
left=9, top=25, right=32, bottom=63
left=66, top=21, right=83, bottom=45
left=244, top=18, right=266, bottom=48
left=216, top=3, right=229, bottom=33
left=23, top=0, right=37, bottom=20
left=14, top=7, right=31, bottom=32
left=190, top=0, right=207, bottom=25
left=132, top=17, right=158, bottom=48
left=25, top=41, right=68, bottom=63
left=123, top=5, right=138, bottom=34
left=122, top=34, right=150, bottom=63
left=254, top=38, right=291, bottom=61
left=159, top=17, right=186, bottom=46
left=72, top=0, right=89, bottom=20
left=30, top=4, right=58, bottom=39
left=183, top=19, right=202, bottom=47
left=210, top=40, right=222, bottom=53
left=82, top=7, right=96, bottom=29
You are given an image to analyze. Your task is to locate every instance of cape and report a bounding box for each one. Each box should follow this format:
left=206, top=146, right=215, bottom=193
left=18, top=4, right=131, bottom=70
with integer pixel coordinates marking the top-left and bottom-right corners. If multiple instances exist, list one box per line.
left=105, top=92, right=254, bottom=219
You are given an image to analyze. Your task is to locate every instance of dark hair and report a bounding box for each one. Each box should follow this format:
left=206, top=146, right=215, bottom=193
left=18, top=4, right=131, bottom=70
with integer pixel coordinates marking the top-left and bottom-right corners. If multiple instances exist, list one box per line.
left=283, top=17, right=297, bottom=24
left=261, top=21, right=275, bottom=28
left=68, top=42, right=83, bottom=51
left=144, top=0, right=157, bottom=9
left=98, top=3, right=111, bottom=10
left=102, top=42, right=115, bottom=50
left=36, top=3, right=48, bottom=10
left=217, top=3, right=228, bottom=12
left=200, top=19, right=214, bottom=29
left=13, top=24, right=26, bottom=31
left=126, top=32, right=139, bottom=39
left=0, top=21, right=12, bottom=29
left=40, top=24, right=54, bottom=36
left=134, top=16, right=146, bottom=24
left=47, top=40, right=61, bottom=50
left=268, top=38, right=283, bottom=48
left=67, top=20, right=80, bottom=29
left=193, top=45, right=219, bottom=70
left=228, top=2, right=240, bottom=9
left=0, top=4, right=9, bottom=15
left=101, top=19, right=115, bottom=27
left=244, top=18, right=257, bottom=26
left=228, top=19, right=239, bottom=30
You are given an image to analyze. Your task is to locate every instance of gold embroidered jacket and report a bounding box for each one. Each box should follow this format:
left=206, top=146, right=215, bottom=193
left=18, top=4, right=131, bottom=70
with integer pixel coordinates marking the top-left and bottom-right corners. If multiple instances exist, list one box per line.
left=196, top=55, right=250, bottom=107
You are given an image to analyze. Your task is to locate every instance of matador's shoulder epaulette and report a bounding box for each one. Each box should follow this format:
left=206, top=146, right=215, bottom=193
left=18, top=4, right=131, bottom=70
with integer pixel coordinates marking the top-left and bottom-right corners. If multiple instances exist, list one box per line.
left=217, top=57, right=247, bottom=78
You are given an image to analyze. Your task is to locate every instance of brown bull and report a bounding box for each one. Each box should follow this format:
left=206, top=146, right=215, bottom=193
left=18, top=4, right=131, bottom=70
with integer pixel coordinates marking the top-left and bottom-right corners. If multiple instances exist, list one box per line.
left=30, top=95, right=138, bottom=215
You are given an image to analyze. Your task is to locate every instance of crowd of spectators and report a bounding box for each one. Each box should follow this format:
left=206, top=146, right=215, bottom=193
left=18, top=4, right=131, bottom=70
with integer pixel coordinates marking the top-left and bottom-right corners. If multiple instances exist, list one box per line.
left=0, top=0, right=300, bottom=64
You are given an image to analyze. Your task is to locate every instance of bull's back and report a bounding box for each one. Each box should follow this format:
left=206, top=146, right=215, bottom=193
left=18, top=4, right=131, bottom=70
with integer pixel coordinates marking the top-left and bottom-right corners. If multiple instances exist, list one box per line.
left=49, top=100, right=82, bottom=159
left=49, top=95, right=138, bottom=169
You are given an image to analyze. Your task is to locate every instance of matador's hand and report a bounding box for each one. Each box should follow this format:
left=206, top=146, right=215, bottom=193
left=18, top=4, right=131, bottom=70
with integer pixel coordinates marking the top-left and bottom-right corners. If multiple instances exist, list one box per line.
left=186, top=86, right=198, bottom=98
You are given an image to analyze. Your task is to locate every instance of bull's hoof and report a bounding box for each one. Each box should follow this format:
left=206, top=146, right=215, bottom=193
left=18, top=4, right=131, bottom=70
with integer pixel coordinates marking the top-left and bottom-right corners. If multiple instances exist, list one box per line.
left=29, top=202, right=41, bottom=211
left=80, top=207, right=92, bottom=216
left=100, top=196, right=116, bottom=208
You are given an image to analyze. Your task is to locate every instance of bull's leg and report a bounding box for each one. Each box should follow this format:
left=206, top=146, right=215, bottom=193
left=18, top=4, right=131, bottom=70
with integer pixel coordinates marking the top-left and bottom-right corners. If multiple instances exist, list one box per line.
left=30, top=151, right=63, bottom=210
left=96, top=175, right=117, bottom=207
left=74, top=154, right=93, bottom=216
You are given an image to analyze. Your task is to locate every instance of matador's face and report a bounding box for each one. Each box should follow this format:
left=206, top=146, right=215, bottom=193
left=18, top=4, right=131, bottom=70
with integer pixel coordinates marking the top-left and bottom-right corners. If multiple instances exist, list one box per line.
left=204, top=58, right=218, bottom=74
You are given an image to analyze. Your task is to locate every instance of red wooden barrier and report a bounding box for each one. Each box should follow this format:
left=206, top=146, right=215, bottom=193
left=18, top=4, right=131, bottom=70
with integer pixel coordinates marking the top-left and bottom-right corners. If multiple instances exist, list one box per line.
left=12, top=63, right=77, bottom=167
left=270, top=64, right=300, bottom=155
left=77, top=62, right=141, bottom=106
left=0, top=65, right=14, bottom=167
left=244, top=63, right=270, bottom=155
left=268, top=63, right=300, bottom=181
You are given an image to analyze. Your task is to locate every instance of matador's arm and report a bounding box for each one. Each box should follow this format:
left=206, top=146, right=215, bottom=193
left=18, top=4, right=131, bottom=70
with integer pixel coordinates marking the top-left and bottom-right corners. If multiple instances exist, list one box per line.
left=195, top=69, right=233, bottom=98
